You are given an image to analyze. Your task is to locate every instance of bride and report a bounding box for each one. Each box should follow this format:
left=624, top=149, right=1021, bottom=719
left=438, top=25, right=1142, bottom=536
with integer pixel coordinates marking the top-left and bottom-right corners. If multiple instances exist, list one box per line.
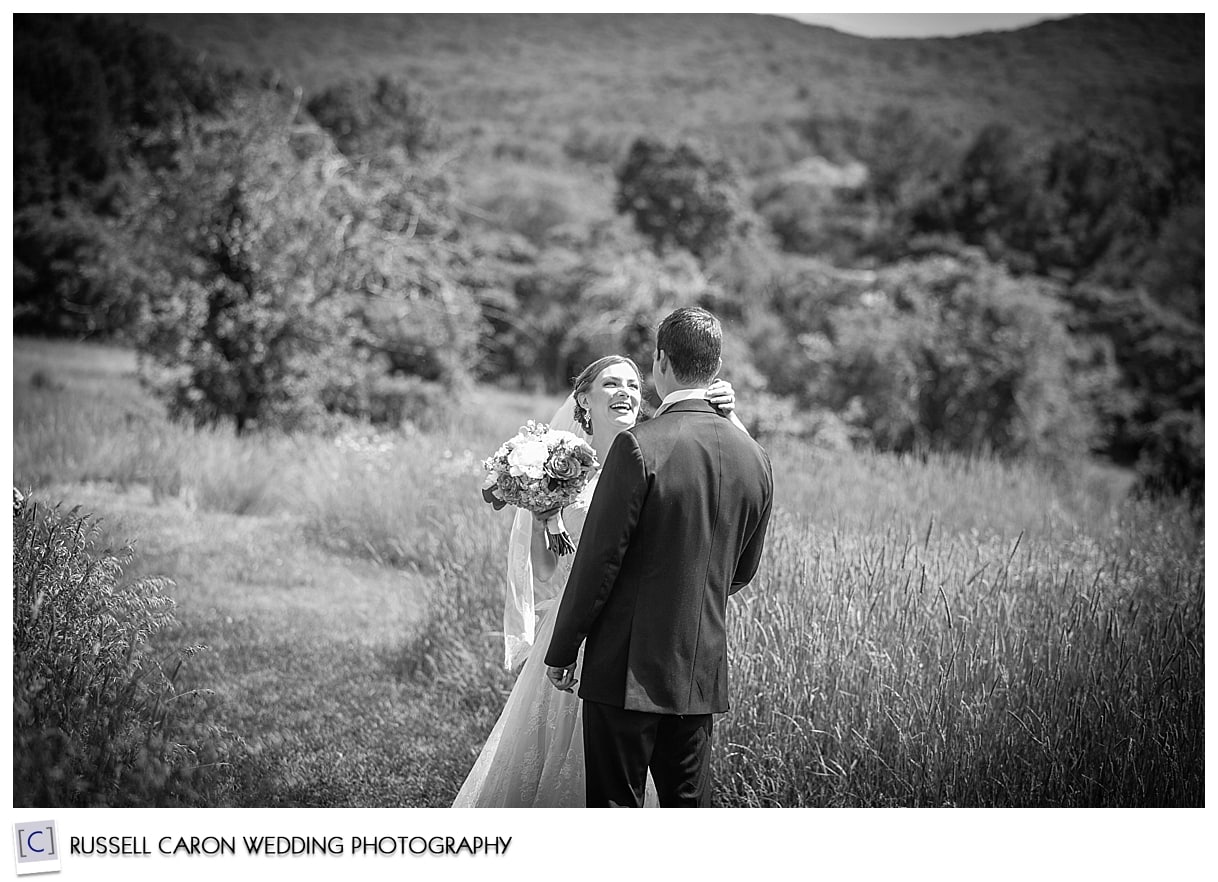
left=453, top=354, right=744, bottom=807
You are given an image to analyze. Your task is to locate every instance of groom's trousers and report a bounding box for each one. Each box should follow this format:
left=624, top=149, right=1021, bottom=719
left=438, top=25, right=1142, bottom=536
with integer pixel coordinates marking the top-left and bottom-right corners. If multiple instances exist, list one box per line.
left=582, top=700, right=714, bottom=807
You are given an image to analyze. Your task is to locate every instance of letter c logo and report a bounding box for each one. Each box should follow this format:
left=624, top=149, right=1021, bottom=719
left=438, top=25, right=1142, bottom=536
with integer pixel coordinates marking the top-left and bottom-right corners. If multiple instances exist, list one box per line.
left=26, top=830, right=45, bottom=854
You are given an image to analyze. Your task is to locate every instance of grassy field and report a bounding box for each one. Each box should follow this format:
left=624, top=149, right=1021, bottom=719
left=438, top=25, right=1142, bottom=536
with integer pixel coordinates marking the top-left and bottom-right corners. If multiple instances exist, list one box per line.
left=12, top=337, right=1204, bottom=806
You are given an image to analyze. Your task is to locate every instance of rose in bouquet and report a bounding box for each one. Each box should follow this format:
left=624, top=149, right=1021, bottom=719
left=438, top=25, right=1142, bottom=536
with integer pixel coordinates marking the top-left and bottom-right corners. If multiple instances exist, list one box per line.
left=481, top=421, right=599, bottom=555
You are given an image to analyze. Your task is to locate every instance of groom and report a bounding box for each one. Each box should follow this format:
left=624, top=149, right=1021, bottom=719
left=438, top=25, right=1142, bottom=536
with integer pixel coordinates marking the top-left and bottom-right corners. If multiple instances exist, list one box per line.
left=545, top=306, right=774, bottom=807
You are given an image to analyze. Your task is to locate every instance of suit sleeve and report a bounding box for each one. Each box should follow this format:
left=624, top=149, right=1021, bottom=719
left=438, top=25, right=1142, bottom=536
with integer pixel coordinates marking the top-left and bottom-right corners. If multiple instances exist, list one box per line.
left=544, top=431, right=648, bottom=668
left=730, top=458, right=774, bottom=595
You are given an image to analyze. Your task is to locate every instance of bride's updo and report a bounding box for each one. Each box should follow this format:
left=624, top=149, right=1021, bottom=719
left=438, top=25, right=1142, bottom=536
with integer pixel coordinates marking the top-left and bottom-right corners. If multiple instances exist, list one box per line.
left=570, top=355, right=643, bottom=435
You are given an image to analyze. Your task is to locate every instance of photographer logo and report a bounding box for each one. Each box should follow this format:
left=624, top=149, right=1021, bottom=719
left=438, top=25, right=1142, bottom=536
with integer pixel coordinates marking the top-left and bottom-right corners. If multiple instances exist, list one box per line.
left=12, top=821, right=60, bottom=876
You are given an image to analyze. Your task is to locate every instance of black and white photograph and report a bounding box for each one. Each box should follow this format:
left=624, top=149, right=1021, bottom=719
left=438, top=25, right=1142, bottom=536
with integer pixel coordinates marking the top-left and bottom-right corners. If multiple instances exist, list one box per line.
left=9, top=8, right=1205, bottom=832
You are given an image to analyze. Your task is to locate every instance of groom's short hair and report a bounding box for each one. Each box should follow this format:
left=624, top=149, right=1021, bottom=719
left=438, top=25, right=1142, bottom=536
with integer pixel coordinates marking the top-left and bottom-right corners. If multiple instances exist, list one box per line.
left=657, top=307, right=722, bottom=386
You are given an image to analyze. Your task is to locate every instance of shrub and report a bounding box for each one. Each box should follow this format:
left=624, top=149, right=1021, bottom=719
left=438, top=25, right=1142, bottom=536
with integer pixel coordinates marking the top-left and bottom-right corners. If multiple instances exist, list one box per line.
left=12, top=494, right=232, bottom=806
left=822, top=254, right=1106, bottom=460
left=321, top=368, right=453, bottom=431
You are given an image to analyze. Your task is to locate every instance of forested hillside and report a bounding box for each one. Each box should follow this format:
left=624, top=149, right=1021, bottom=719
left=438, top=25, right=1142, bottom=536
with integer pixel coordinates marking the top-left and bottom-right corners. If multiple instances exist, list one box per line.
left=123, top=13, right=1201, bottom=159
left=13, top=13, right=1203, bottom=498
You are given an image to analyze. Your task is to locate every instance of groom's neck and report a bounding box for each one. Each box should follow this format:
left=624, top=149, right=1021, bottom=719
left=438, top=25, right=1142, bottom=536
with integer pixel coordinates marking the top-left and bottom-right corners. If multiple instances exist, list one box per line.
left=657, top=376, right=707, bottom=399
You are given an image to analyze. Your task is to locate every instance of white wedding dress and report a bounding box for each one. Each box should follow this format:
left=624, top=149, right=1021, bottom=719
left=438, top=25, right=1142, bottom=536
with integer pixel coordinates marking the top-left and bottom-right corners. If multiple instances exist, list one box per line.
left=453, top=398, right=658, bottom=807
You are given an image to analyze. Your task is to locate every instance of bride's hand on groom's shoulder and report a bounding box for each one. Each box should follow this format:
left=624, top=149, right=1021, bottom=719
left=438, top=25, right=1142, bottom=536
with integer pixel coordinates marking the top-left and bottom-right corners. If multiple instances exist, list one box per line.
left=708, top=379, right=752, bottom=436
left=706, top=378, right=735, bottom=415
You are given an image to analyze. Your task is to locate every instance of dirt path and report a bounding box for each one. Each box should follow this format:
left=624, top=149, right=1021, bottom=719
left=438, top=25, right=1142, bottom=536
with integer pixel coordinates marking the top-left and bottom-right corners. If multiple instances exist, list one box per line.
left=45, top=481, right=477, bottom=807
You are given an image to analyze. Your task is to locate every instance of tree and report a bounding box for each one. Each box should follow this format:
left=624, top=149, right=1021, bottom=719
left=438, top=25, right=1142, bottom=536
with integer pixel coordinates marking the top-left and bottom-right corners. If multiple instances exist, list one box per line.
left=131, top=90, right=480, bottom=433
left=1138, top=198, right=1203, bottom=323
left=919, top=123, right=1033, bottom=257
left=614, top=137, right=750, bottom=260
left=1030, top=133, right=1160, bottom=280
left=1065, top=282, right=1203, bottom=464
left=13, top=202, right=146, bottom=337
left=305, top=76, right=437, bottom=160
left=13, top=26, right=114, bottom=203
left=132, top=98, right=362, bottom=432
left=852, top=105, right=956, bottom=258
left=911, top=125, right=1201, bottom=295
left=486, top=220, right=748, bottom=394
left=14, top=14, right=239, bottom=211
left=12, top=14, right=244, bottom=338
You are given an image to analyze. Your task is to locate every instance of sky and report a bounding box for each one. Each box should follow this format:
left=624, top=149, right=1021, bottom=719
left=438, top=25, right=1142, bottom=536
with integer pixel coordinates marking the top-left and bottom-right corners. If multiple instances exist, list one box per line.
left=778, top=13, right=1073, bottom=39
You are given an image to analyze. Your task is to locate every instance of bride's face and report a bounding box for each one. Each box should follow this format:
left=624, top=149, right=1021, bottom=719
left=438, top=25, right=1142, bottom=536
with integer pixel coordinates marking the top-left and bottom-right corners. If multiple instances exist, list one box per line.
left=580, top=362, right=642, bottom=435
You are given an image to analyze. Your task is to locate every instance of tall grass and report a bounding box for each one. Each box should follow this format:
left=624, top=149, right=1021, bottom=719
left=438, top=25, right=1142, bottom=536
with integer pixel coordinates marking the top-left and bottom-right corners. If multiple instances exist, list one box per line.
left=13, top=338, right=1203, bottom=806
left=716, top=501, right=1203, bottom=806
left=297, top=432, right=485, bottom=571
left=15, top=359, right=299, bottom=515
left=764, top=438, right=1138, bottom=541
left=402, top=437, right=1203, bottom=805
left=14, top=340, right=559, bottom=524
left=713, top=443, right=1203, bottom=806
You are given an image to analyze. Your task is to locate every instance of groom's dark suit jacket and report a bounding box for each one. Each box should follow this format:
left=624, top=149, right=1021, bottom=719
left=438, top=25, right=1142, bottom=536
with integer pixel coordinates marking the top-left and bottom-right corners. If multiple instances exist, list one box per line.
left=545, top=398, right=774, bottom=715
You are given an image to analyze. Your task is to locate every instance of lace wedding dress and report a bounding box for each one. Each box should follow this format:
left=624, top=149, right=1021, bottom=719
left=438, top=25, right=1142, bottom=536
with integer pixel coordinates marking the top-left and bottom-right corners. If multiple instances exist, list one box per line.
left=453, top=397, right=657, bottom=807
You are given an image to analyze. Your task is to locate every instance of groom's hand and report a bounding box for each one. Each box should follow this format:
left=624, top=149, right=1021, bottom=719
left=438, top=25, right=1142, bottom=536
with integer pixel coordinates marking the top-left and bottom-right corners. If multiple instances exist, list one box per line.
left=546, top=665, right=577, bottom=693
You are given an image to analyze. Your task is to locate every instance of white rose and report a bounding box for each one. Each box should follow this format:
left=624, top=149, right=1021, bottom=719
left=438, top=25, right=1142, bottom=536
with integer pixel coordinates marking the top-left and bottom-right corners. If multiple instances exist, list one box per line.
left=507, top=439, right=549, bottom=479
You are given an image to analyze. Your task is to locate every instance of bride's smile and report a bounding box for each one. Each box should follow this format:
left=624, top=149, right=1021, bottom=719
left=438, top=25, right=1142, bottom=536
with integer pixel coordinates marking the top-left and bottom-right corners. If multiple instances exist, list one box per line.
left=580, top=362, right=642, bottom=436
left=608, top=398, right=635, bottom=416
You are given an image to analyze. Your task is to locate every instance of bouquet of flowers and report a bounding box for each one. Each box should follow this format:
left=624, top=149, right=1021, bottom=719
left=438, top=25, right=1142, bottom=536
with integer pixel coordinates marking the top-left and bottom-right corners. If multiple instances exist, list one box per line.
left=481, top=421, right=599, bottom=555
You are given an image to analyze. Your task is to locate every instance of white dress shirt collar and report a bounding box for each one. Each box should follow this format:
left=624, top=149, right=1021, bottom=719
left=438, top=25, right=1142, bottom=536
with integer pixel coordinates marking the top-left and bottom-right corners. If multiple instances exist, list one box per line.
left=653, top=387, right=709, bottom=417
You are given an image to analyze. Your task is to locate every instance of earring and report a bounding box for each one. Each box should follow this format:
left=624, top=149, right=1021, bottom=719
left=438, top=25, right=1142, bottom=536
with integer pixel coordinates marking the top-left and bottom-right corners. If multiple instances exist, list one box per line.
left=573, top=399, right=593, bottom=435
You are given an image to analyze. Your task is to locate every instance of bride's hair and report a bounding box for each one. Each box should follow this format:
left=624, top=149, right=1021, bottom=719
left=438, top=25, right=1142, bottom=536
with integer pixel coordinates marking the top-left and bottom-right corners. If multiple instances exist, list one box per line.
left=571, top=355, right=642, bottom=434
